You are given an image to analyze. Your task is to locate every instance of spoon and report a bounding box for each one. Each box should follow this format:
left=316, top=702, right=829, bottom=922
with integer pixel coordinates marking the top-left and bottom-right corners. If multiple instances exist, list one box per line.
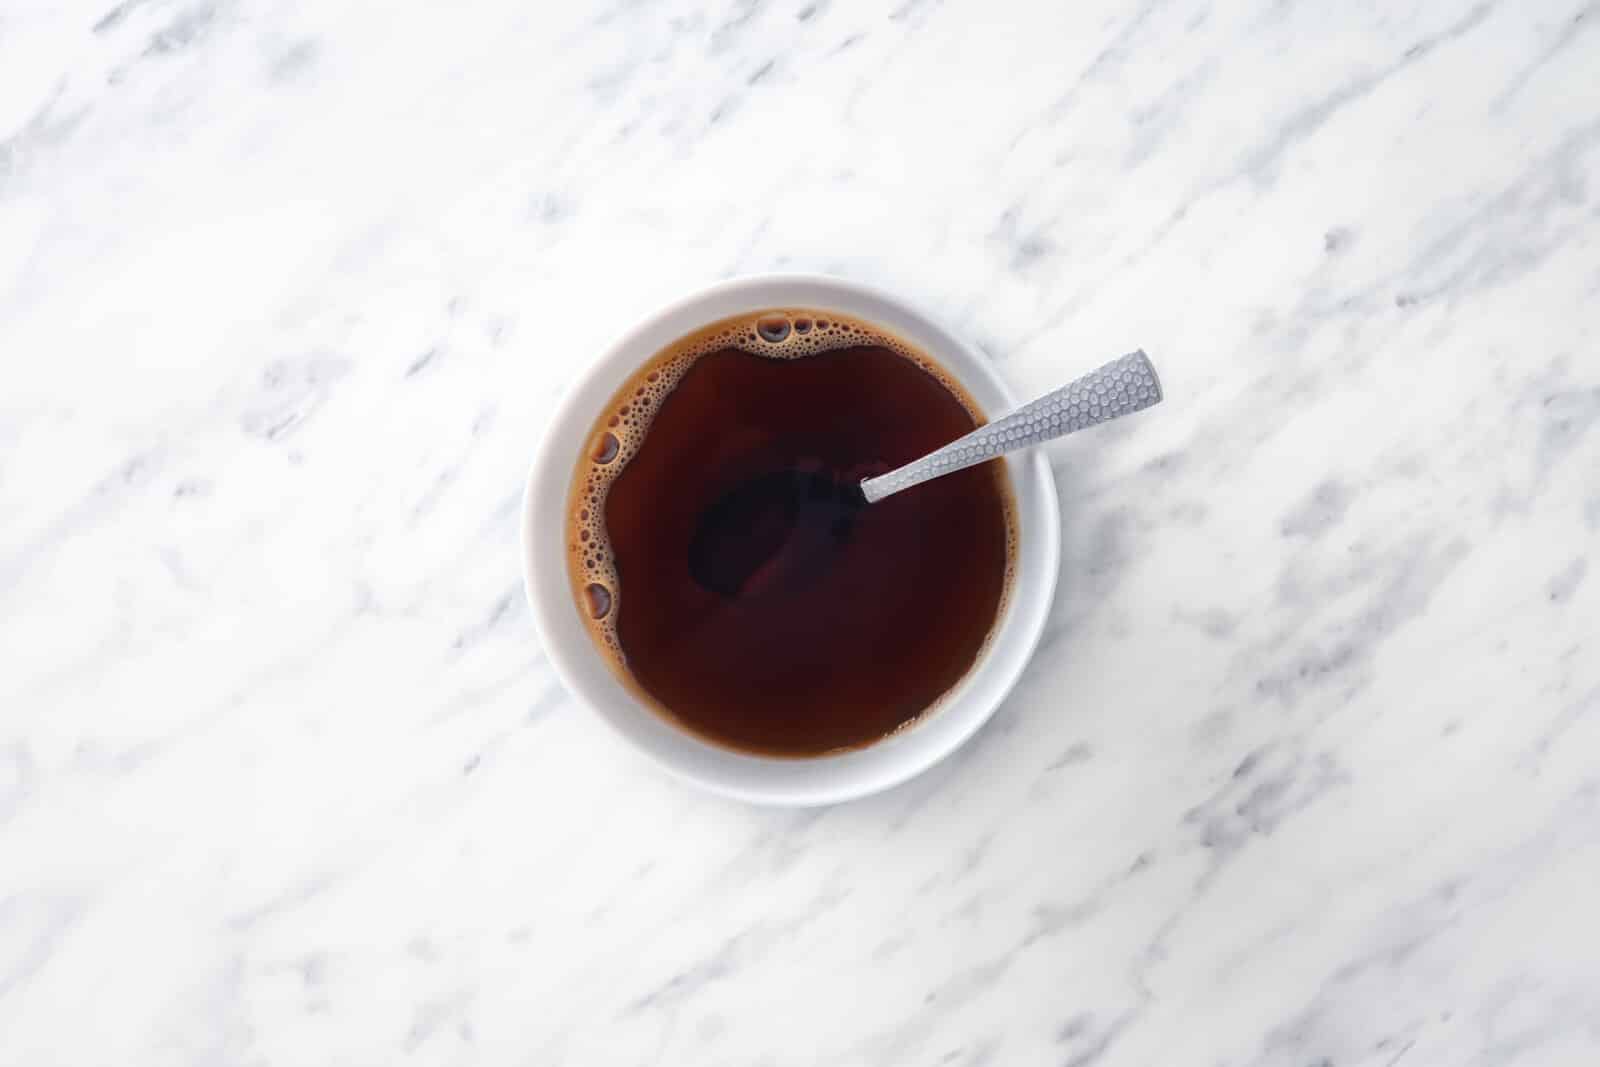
left=687, top=350, right=1162, bottom=596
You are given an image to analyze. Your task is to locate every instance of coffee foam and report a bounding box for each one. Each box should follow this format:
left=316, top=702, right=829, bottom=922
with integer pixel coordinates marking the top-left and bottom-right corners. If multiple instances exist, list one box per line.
left=566, top=309, right=1018, bottom=660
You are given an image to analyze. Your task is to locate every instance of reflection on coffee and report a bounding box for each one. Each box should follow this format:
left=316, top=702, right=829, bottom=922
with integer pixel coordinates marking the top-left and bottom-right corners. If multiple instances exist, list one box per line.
left=567, top=310, right=1014, bottom=757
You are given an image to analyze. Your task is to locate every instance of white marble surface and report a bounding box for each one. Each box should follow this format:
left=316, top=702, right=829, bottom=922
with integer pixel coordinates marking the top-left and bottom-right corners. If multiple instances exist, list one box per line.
left=4, top=0, right=1600, bottom=1063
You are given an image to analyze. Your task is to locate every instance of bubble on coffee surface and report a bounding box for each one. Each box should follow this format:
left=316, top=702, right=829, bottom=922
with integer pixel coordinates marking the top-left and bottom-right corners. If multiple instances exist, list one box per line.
left=567, top=309, right=1014, bottom=658
left=583, top=583, right=612, bottom=620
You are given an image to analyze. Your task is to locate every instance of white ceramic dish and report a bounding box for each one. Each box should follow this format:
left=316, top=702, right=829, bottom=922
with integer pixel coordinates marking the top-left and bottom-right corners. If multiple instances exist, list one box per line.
left=522, top=275, right=1061, bottom=805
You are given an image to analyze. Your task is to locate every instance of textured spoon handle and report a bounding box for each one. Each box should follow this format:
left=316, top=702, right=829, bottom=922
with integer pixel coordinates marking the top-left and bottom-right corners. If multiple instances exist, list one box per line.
left=859, top=350, right=1162, bottom=503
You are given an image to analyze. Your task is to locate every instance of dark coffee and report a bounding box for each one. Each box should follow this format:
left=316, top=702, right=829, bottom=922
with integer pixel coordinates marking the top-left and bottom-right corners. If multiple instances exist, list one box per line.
left=568, top=311, right=1014, bottom=757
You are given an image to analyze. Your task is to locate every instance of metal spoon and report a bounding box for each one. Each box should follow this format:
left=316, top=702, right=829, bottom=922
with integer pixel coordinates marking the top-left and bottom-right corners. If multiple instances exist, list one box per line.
left=687, top=350, right=1162, bottom=596
left=860, top=349, right=1162, bottom=502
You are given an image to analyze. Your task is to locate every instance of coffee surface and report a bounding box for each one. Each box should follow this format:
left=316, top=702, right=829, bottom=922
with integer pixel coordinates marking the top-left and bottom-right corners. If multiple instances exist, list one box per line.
left=568, top=311, right=1013, bottom=756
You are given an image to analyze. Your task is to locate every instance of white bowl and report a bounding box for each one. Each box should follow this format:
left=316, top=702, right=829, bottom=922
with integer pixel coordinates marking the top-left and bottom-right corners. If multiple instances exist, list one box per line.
left=522, top=275, right=1060, bottom=805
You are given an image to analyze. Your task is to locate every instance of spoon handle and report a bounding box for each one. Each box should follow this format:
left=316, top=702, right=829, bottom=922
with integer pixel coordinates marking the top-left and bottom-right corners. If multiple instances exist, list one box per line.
left=859, top=350, right=1162, bottom=504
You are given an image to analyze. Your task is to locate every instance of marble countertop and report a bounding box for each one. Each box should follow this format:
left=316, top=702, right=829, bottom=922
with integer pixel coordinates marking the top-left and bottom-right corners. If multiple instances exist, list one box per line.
left=5, top=1, right=1600, bottom=1063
